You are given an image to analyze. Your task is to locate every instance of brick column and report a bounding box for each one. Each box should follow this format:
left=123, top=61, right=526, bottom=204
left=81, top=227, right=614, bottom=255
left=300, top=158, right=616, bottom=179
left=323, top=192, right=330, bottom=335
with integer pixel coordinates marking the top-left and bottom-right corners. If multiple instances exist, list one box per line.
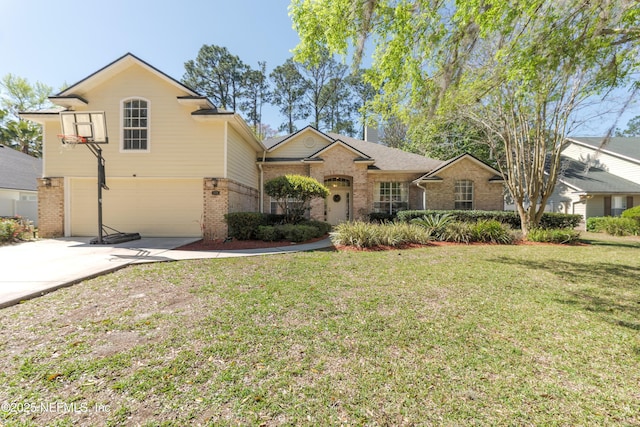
left=38, top=177, right=64, bottom=238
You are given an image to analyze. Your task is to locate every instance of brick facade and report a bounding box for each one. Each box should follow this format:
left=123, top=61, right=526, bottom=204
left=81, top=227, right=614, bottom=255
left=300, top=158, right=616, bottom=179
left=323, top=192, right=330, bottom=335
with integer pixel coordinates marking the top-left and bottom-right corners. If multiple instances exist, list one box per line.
left=423, top=158, right=504, bottom=211
left=37, top=177, right=65, bottom=238
left=202, top=178, right=259, bottom=240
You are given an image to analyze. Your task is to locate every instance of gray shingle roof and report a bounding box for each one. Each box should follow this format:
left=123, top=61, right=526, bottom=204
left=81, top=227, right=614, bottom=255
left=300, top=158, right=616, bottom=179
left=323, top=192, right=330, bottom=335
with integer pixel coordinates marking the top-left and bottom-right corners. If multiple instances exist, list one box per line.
left=327, top=133, right=443, bottom=171
left=262, top=128, right=442, bottom=172
left=568, top=137, right=640, bottom=163
left=0, top=145, right=42, bottom=191
left=557, top=155, right=640, bottom=193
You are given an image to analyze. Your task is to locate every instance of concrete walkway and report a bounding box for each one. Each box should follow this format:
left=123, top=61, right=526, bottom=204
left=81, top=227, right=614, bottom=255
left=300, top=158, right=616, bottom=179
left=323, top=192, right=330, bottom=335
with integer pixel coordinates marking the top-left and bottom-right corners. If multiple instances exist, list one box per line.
left=0, top=236, right=334, bottom=309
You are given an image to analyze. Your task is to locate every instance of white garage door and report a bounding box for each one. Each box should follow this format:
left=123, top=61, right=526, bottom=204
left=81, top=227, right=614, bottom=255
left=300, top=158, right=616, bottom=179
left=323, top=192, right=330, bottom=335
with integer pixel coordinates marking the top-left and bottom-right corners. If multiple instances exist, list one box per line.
left=69, top=178, right=203, bottom=237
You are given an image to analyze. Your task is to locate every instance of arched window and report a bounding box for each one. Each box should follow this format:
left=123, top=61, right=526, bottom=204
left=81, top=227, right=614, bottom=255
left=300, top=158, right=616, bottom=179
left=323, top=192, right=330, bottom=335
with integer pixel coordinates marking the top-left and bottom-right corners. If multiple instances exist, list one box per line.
left=122, top=98, right=149, bottom=150
left=455, top=180, right=473, bottom=210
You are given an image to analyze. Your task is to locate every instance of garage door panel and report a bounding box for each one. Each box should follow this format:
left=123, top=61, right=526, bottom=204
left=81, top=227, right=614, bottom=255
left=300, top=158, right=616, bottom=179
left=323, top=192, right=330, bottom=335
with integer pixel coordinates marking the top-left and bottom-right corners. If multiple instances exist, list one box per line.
left=70, top=178, right=203, bottom=237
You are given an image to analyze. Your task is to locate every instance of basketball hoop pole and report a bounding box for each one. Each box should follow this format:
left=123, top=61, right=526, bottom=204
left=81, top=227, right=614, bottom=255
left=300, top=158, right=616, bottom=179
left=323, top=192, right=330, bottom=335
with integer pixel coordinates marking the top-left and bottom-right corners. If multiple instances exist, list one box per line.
left=84, top=143, right=109, bottom=244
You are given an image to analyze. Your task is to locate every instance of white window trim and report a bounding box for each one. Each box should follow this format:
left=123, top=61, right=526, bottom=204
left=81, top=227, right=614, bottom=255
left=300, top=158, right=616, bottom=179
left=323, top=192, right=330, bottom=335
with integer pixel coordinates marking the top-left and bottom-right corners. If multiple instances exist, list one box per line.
left=120, top=97, right=151, bottom=153
left=374, top=181, right=409, bottom=215
left=455, top=180, right=474, bottom=210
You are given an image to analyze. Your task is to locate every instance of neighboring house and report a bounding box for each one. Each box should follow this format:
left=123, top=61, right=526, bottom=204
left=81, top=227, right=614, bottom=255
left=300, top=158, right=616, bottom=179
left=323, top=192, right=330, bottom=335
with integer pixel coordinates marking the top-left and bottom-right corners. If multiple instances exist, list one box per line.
left=21, top=53, right=505, bottom=240
left=0, top=144, right=42, bottom=225
left=545, top=137, right=640, bottom=222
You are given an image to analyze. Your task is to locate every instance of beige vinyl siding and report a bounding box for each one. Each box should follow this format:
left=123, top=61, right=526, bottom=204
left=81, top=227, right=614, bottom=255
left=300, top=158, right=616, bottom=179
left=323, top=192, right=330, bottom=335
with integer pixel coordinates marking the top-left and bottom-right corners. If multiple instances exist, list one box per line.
left=68, top=178, right=202, bottom=237
left=226, top=125, right=259, bottom=188
left=45, top=63, right=226, bottom=178
left=268, top=132, right=332, bottom=159
left=562, top=144, right=640, bottom=185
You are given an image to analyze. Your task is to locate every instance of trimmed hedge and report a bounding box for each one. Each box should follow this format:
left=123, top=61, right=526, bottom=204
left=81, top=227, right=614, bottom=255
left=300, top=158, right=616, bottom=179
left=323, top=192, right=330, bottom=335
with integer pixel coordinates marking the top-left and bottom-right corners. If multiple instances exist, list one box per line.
left=225, top=212, right=331, bottom=241
left=396, top=210, right=581, bottom=229
left=224, top=212, right=268, bottom=240
left=256, top=224, right=323, bottom=243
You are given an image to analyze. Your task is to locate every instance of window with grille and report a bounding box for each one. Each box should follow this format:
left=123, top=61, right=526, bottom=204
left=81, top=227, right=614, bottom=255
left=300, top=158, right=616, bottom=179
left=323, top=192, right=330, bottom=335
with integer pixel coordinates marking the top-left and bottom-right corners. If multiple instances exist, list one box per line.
left=455, top=180, right=473, bottom=210
left=122, top=98, right=149, bottom=150
left=374, top=182, right=408, bottom=214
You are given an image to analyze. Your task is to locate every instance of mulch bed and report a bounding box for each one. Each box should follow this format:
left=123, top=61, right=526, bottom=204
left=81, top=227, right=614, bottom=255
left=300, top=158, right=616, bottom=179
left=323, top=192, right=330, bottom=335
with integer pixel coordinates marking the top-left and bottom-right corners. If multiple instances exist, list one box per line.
left=176, top=235, right=330, bottom=251
left=177, top=235, right=589, bottom=252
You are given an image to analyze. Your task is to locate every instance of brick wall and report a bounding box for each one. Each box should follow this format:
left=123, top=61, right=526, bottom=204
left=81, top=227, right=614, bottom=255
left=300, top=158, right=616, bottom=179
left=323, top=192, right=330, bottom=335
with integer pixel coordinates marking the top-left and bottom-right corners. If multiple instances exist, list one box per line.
left=202, top=178, right=259, bottom=241
left=367, top=172, right=426, bottom=213
left=309, top=146, right=370, bottom=221
left=424, top=158, right=504, bottom=210
left=37, top=177, right=64, bottom=238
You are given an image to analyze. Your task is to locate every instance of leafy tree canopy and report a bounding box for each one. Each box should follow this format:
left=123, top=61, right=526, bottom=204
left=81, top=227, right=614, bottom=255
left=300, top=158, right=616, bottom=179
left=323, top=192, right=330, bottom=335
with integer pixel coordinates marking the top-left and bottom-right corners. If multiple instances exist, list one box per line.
left=0, top=74, right=53, bottom=156
left=291, top=0, right=640, bottom=236
left=264, top=174, right=330, bottom=224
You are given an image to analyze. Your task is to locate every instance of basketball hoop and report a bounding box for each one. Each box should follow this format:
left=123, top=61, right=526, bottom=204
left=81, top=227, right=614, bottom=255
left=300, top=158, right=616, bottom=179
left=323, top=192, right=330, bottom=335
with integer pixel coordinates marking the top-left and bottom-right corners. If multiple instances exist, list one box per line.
left=58, top=134, right=88, bottom=145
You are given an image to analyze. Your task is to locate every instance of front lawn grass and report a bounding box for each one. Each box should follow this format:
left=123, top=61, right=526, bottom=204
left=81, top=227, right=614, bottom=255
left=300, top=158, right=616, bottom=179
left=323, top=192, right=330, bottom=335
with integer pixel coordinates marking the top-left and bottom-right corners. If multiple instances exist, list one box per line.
left=1, top=236, right=639, bottom=425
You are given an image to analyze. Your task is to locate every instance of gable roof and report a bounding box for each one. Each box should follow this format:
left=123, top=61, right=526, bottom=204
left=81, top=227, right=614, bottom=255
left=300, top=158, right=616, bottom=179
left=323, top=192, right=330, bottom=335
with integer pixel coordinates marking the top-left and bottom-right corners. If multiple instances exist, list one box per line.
left=556, top=155, right=640, bottom=194
left=414, top=153, right=503, bottom=182
left=261, top=126, right=441, bottom=172
left=0, top=145, right=42, bottom=191
left=263, top=127, right=333, bottom=152
left=566, top=137, right=640, bottom=164
left=56, top=52, right=204, bottom=100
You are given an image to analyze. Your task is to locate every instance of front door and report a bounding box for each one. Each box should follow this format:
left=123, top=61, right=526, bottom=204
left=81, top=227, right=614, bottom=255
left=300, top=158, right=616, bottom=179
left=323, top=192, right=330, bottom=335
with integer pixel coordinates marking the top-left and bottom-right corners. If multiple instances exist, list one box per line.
left=327, top=189, right=350, bottom=225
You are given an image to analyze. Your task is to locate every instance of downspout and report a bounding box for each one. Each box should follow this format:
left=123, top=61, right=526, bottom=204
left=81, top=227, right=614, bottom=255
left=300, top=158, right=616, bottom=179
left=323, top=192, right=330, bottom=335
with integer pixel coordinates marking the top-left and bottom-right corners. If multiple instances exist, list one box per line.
left=258, top=150, right=266, bottom=213
left=416, top=180, right=428, bottom=210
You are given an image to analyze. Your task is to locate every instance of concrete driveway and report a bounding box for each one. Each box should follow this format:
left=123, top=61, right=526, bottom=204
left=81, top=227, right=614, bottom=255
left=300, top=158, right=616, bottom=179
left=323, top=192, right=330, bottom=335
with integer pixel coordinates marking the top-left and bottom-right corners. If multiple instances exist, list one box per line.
left=0, top=236, right=333, bottom=309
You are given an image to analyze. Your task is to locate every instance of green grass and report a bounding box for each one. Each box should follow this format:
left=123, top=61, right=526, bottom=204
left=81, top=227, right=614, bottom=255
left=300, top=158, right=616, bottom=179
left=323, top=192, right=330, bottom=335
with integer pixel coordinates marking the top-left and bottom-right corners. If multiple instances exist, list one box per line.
left=1, top=236, right=639, bottom=425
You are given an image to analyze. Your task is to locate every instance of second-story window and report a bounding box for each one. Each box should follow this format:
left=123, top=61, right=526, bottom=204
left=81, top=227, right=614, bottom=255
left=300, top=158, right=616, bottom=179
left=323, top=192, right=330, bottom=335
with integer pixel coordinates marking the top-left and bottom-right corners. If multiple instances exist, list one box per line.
left=122, top=99, right=148, bottom=150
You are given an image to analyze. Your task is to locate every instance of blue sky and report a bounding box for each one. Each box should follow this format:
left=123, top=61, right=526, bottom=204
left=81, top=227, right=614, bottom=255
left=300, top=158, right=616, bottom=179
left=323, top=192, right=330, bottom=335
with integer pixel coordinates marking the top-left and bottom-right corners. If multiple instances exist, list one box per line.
left=2, top=0, right=637, bottom=136
left=1, top=0, right=300, bottom=130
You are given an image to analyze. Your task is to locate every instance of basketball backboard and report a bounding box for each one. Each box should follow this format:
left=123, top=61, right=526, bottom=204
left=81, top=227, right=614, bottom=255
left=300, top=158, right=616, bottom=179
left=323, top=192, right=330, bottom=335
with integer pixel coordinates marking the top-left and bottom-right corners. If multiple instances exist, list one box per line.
left=59, top=111, right=108, bottom=144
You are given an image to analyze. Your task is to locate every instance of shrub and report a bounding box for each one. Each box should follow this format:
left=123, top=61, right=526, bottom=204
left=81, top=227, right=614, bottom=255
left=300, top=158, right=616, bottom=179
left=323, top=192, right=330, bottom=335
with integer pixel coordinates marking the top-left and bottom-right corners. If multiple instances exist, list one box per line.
left=442, top=222, right=476, bottom=244
left=278, top=224, right=319, bottom=242
left=604, top=217, right=639, bottom=236
left=397, top=210, right=581, bottom=229
left=0, top=217, right=34, bottom=244
left=256, top=221, right=330, bottom=242
left=367, top=212, right=395, bottom=223
left=330, top=221, right=431, bottom=248
left=224, top=212, right=268, bottom=240
left=621, top=206, right=640, bottom=224
left=411, top=213, right=454, bottom=241
left=587, top=216, right=639, bottom=236
left=586, top=217, right=608, bottom=232
left=472, top=220, right=515, bottom=244
left=527, top=228, right=581, bottom=244
left=300, top=220, right=332, bottom=236
left=256, top=225, right=280, bottom=241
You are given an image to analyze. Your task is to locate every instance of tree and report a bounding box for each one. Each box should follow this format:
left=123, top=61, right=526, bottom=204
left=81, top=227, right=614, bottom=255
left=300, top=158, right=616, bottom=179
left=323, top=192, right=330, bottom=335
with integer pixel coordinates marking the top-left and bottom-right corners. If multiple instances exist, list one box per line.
left=321, top=75, right=357, bottom=136
left=240, top=61, right=270, bottom=139
left=270, top=58, right=310, bottom=134
left=0, top=74, right=53, bottom=156
left=299, top=52, right=348, bottom=130
left=291, top=0, right=640, bottom=237
left=349, top=69, right=378, bottom=140
left=406, top=118, right=496, bottom=165
left=616, top=115, right=640, bottom=136
left=264, top=175, right=329, bottom=224
left=183, top=45, right=248, bottom=111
